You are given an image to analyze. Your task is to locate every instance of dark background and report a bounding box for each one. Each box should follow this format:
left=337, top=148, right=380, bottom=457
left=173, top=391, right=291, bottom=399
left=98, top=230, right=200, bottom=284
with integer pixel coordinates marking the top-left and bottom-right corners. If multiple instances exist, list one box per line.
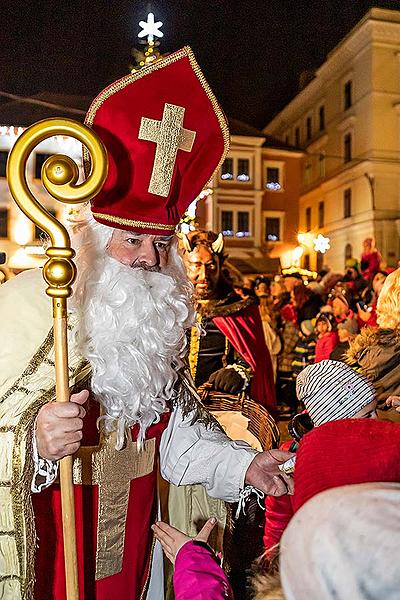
left=1, top=0, right=399, bottom=128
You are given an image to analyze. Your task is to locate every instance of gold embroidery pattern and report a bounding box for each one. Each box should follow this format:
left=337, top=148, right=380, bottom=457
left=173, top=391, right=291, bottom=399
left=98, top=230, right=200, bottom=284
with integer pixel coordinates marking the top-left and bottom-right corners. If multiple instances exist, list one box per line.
left=91, top=213, right=176, bottom=231
left=188, top=312, right=203, bottom=382
left=72, top=434, right=155, bottom=581
left=139, top=103, right=196, bottom=197
left=83, top=46, right=229, bottom=186
left=11, top=360, right=89, bottom=600
left=0, top=311, right=90, bottom=600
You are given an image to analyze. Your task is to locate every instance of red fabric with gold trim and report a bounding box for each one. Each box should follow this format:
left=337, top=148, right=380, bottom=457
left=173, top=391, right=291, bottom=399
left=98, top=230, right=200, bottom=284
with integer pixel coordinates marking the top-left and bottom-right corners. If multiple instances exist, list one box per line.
left=85, top=46, right=229, bottom=235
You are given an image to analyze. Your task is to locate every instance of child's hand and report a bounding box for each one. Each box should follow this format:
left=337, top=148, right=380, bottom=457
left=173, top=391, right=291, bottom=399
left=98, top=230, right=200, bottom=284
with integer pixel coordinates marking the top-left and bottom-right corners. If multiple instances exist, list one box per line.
left=386, top=396, right=400, bottom=413
left=152, top=517, right=217, bottom=564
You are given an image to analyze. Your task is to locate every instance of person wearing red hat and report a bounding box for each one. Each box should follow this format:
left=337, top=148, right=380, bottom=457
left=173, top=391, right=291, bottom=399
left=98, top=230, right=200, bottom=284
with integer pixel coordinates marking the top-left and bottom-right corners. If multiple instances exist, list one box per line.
left=0, top=47, right=293, bottom=600
left=280, top=419, right=400, bottom=600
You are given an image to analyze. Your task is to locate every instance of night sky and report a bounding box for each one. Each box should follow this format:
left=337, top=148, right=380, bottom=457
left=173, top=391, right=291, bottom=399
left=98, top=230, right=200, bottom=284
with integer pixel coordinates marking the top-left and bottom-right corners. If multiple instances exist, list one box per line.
left=1, top=0, right=400, bottom=128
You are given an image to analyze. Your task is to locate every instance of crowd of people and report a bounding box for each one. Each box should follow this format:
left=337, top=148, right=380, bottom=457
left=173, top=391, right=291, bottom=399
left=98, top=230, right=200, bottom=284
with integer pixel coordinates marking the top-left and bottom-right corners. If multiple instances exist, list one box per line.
left=154, top=240, right=400, bottom=599
left=234, top=243, right=391, bottom=418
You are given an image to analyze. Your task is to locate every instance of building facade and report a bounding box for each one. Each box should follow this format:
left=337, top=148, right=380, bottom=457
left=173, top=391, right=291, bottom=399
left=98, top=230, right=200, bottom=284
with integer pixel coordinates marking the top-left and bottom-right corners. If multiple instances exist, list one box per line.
left=196, top=118, right=303, bottom=273
left=264, top=7, right=400, bottom=273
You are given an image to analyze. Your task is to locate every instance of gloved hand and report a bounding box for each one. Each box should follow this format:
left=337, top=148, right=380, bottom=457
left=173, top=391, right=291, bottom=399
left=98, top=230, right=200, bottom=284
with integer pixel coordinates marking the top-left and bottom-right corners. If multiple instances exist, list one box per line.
left=208, top=367, right=244, bottom=394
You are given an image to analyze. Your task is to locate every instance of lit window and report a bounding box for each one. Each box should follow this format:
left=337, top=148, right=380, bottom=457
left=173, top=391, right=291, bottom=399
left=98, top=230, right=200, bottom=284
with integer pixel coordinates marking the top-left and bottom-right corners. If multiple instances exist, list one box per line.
left=265, top=217, right=280, bottom=242
left=265, top=167, right=281, bottom=191
left=0, top=151, right=8, bottom=178
left=221, top=158, right=233, bottom=180
left=237, top=159, right=250, bottom=182
left=237, top=211, right=250, bottom=237
left=0, top=208, right=8, bottom=237
left=35, top=153, right=52, bottom=180
left=221, top=210, right=234, bottom=236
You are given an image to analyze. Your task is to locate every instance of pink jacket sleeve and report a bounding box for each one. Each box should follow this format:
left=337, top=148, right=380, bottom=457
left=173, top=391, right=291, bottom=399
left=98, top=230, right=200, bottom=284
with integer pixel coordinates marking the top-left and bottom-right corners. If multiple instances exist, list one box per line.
left=174, top=541, right=234, bottom=600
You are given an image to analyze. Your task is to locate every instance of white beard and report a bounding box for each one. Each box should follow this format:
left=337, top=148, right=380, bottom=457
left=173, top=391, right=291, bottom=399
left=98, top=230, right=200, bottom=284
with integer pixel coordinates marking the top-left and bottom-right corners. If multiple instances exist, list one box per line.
left=69, top=217, right=194, bottom=447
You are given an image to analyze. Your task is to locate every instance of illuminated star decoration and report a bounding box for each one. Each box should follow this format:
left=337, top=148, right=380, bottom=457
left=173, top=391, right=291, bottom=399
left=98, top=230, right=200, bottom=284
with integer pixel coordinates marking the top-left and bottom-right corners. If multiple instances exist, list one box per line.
left=138, top=12, right=163, bottom=42
left=314, top=234, right=331, bottom=254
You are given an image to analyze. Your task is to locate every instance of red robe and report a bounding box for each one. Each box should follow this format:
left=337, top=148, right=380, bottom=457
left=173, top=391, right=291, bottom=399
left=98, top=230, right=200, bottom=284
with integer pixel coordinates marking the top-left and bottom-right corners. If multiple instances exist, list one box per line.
left=213, top=303, right=276, bottom=410
left=33, top=403, right=170, bottom=600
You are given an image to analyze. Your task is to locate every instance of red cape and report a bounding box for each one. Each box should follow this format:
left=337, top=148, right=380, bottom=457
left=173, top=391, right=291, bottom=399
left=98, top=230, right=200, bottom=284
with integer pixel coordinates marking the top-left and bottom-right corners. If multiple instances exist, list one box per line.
left=213, top=303, right=276, bottom=411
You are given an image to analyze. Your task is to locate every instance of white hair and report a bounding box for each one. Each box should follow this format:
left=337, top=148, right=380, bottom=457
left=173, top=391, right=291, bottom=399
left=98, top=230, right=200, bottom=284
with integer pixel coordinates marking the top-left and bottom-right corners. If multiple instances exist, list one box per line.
left=69, top=214, right=195, bottom=447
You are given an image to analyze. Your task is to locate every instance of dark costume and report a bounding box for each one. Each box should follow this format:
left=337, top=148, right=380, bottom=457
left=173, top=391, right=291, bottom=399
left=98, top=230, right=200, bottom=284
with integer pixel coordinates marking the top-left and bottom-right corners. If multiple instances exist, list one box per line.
left=189, top=288, right=276, bottom=411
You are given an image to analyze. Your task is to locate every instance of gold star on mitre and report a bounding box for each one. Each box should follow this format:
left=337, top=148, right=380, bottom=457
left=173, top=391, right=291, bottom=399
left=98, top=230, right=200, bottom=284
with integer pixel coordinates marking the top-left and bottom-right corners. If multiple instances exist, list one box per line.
left=138, top=103, right=196, bottom=197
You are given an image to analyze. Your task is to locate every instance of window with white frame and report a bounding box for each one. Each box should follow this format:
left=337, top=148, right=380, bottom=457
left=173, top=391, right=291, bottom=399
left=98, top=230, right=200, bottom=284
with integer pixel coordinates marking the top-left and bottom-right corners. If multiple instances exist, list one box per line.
left=220, top=155, right=252, bottom=183
left=264, top=161, right=284, bottom=191
left=219, top=206, right=253, bottom=238
left=263, top=211, right=284, bottom=243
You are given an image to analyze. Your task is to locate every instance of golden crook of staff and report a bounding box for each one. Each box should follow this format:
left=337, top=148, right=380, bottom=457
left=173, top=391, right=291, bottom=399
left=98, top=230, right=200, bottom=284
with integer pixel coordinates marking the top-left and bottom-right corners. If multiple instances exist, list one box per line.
left=7, top=117, right=108, bottom=600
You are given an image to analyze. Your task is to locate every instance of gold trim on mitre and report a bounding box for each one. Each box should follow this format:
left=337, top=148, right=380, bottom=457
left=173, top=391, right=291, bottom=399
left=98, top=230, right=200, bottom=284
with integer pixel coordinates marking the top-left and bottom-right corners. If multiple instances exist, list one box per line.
left=91, top=213, right=176, bottom=231
left=83, top=46, right=230, bottom=184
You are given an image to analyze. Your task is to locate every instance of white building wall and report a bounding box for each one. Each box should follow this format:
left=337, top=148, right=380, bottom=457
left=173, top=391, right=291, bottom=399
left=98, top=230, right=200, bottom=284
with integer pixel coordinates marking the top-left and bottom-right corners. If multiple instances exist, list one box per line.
left=264, top=8, right=400, bottom=272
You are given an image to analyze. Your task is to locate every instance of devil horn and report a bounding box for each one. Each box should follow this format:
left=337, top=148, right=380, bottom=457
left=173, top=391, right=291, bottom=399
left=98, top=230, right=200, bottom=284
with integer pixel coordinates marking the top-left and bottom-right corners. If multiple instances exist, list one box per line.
left=211, top=232, right=224, bottom=253
left=176, top=231, right=192, bottom=253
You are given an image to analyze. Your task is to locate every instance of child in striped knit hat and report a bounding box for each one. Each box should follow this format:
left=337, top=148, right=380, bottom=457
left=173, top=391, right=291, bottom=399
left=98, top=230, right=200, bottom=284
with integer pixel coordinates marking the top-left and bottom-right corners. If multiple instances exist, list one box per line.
left=263, top=360, right=377, bottom=559
left=296, top=359, right=377, bottom=424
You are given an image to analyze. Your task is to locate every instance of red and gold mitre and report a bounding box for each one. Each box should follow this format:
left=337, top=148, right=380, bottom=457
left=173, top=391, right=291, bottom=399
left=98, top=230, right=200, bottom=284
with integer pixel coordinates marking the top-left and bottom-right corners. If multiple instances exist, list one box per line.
left=85, top=46, right=229, bottom=235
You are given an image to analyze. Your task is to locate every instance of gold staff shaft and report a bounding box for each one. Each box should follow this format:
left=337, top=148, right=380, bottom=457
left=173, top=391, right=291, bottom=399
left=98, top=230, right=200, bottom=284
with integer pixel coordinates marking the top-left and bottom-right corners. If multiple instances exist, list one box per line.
left=7, top=118, right=108, bottom=600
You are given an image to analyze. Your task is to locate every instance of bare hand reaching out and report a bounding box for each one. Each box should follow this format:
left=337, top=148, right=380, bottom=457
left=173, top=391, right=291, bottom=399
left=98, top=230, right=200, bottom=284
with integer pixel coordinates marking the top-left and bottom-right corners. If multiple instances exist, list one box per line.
left=386, top=396, right=400, bottom=414
left=152, top=518, right=217, bottom=564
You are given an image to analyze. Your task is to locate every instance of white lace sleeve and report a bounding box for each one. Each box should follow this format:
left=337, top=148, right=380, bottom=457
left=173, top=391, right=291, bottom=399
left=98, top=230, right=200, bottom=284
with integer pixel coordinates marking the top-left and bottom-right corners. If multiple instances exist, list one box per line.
left=31, top=431, right=59, bottom=493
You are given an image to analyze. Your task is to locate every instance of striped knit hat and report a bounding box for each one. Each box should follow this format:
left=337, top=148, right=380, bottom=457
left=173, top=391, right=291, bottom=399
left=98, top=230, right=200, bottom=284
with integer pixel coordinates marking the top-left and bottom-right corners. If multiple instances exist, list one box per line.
left=296, top=360, right=375, bottom=426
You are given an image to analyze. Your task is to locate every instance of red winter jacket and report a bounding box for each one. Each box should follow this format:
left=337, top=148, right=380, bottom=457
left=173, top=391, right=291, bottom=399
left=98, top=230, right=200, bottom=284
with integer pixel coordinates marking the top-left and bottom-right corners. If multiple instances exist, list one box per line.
left=263, top=441, right=295, bottom=552
left=314, top=331, right=338, bottom=362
